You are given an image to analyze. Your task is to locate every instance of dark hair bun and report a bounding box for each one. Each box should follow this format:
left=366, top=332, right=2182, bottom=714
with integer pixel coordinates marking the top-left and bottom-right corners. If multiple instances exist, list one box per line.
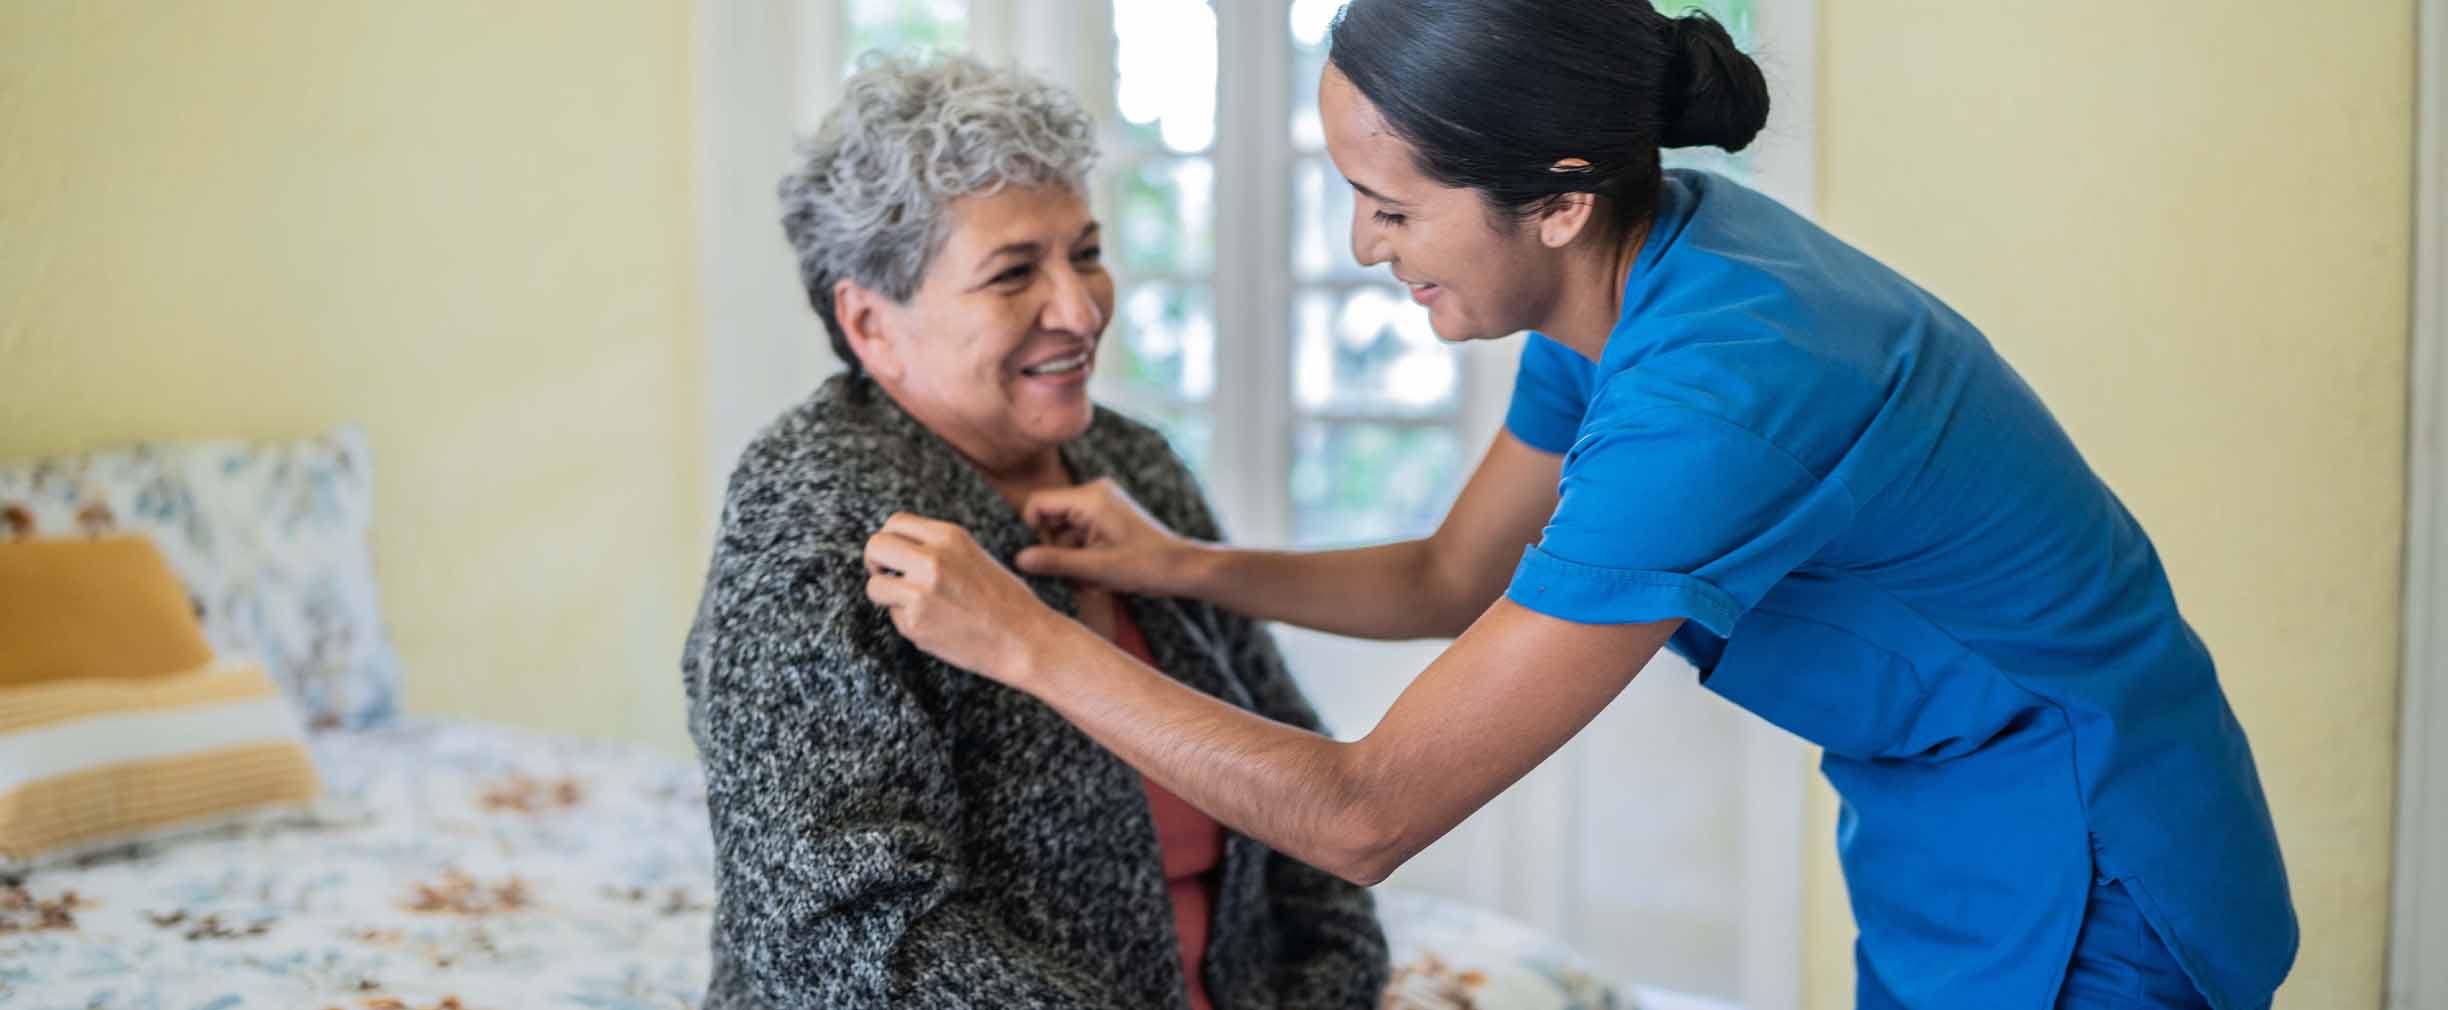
left=1659, top=12, right=1770, bottom=152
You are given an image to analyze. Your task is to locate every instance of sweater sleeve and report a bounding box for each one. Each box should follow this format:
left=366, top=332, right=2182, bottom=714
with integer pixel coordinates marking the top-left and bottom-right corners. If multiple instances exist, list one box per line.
left=683, top=502, right=1118, bottom=1010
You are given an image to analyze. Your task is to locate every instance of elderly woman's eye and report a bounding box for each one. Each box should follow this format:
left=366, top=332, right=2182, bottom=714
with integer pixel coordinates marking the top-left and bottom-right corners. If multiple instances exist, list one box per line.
left=1075, top=245, right=1103, bottom=265
left=994, top=264, right=1034, bottom=285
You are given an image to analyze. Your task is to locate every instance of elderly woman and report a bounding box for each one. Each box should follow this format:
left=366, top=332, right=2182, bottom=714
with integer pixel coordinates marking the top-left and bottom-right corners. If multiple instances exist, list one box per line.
left=681, top=54, right=1388, bottom=1010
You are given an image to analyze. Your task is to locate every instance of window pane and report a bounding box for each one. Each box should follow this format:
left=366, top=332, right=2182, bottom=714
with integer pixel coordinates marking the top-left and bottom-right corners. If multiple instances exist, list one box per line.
left=1291, top=157, right=1391, bottom=282
left=1290, top=421, right=1465, bottom=544
left=1287, top=0, right=1335, bottom=151
left=1293, top=158, right=1350, bottom=280
left=1110, top=157, right=1214, bottom=276
left=1112, top=0, right=1218, bottom=153
left=1289, top=0, right=1341, bottom=47
left=844, top=0, right=967, bottom=72
left=1292, top=287, right=1458, bottom=414
left=1098, top=6, right=1217, bottom=494
left=1099, top=282, right=1217, bottom=404
left=1127, top=407, right=1215, bottom=482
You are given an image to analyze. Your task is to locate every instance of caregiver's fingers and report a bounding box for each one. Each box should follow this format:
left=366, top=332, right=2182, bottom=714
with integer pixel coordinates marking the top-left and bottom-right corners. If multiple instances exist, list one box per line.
left=881, top=512, right=959, bottom=545
left=1020, top=481, right=1124, bottom=535
left=1019, top=485, right=1091, bottom=527
left=864, top=571, right=916, bottom=609
left=862, top=531, right=935, bottom=585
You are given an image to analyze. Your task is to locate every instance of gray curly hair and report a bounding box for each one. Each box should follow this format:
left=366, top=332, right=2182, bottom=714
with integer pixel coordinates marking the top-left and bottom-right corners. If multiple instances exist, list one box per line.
left=779, top=53, right=1101, bottom=374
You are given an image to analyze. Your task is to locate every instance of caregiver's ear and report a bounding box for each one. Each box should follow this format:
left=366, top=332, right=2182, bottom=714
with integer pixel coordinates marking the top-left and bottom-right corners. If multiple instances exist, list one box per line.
left=834, top=279, right=907, bottom=382
left=1536, top=158, right=1601, bottom=249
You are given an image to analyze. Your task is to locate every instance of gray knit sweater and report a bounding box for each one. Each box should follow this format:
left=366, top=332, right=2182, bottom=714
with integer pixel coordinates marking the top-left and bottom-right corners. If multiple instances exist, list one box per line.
left=682, top=374, right=1389, bottom=1010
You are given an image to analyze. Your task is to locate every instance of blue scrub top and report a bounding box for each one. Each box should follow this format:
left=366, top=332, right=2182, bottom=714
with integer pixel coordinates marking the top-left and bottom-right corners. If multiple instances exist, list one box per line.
left=1503, top=170, right=2295, bottom=1010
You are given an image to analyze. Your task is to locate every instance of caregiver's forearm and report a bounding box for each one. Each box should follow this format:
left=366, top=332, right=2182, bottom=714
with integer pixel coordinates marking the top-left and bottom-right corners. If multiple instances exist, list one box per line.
left=1013, top=616, right=1416, bottom=884
left=1175, top=432, right=1557, bottom=641
left=1185, top=538, right=1487, bottom=641
left=1003, top=598, right=1671, bottom=889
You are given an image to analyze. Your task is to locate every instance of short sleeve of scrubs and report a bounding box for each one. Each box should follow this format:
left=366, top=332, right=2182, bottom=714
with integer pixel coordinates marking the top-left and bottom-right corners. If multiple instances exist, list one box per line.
left=1504, top=333, right=1595, bottom=455
left=1506, top=400, right=1857, bottom=636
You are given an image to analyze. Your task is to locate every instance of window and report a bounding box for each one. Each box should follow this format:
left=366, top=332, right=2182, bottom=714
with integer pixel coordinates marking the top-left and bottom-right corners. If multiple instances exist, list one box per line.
left=829, top=0, right=1790, bottom=551
left=1280, top=1, right=1468, bottom=545
left=842, top=0, right=967, bottom=72
left=1085, top=0, right=1478, bottom=546
left=1105, top=0, right=1783, bottom=548
left=1096, top=0, right=1221, bottom=483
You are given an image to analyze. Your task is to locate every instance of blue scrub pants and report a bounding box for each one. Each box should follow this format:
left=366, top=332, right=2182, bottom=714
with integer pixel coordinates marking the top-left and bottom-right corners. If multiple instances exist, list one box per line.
left=1857, top=873, right=2211, bottom=1009
left=2052, top=874, right=2213, bottom=1009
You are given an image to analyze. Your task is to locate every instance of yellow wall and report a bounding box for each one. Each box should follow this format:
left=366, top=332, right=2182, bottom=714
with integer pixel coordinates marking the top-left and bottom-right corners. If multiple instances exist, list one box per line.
left=1808, top=1, right=2413, bottom=1007
left=0, top=2, right=707, bottom=753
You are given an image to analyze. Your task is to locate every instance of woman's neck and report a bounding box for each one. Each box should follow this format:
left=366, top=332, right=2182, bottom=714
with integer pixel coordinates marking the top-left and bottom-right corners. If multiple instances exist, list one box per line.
left=1536, top=217, right=1651, bottom=363
left=977, top=450, right=1072, bottom=512
left=869, top=376, right=1075, bottom=509
left=934, top=426, right=1068, bottom=512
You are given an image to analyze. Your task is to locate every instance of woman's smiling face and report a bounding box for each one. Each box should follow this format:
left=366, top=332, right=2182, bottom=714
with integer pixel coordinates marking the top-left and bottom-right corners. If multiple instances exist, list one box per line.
left=1318, top=63, right=1572, bottom=345
left=849, top=183, right=1115, bottom=468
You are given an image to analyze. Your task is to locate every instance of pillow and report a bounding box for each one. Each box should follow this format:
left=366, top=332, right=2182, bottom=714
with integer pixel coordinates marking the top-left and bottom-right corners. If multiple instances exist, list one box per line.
left=0, top=427, right=402, bottom=729
left=0, top=657, right=322, bottom=868
left=0, top=535, right=214, bottom=686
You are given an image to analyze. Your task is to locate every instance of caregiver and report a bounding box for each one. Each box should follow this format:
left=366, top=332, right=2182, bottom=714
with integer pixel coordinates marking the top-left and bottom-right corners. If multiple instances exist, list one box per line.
left=858, top=2, right=2296, bottom=1007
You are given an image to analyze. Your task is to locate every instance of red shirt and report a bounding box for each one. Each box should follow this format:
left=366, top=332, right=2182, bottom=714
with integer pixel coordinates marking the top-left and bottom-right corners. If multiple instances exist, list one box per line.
left=1108, top=602, right=1223, bottom=1010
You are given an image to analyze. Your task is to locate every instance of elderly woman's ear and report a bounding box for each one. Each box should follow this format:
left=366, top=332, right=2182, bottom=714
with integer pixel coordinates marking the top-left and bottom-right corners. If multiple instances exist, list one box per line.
left=832, top=278, right=904, bottom=383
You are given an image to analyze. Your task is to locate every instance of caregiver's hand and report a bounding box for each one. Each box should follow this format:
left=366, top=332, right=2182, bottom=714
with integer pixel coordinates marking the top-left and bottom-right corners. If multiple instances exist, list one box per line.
left=1014, top=478, right=1205, bottom=596
left=863, top=512, right=1071, bottom=686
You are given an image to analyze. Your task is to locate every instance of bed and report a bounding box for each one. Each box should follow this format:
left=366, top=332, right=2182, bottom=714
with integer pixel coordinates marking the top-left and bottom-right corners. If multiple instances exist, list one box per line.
left=1, top=716, right=1652, bottom=1010
left=0, top=430, right=1691, bottom=1010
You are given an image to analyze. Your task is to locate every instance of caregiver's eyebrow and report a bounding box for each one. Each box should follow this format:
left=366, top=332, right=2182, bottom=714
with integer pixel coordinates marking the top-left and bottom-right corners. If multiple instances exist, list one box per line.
left=1348, top=178, right=1410, bottom=209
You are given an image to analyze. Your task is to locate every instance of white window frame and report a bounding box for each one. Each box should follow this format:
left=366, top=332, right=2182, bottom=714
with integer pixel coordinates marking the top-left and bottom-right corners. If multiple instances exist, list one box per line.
left=1207, top=0, right=1298, bottom=541
left=703, top=0, right=1814, bottom=549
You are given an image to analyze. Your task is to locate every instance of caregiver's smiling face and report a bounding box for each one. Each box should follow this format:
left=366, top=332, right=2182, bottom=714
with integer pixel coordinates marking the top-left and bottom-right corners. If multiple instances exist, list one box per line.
left=847, top=182, right=1115, bottom=469
left=1319, top=62, right=1571, bottom=344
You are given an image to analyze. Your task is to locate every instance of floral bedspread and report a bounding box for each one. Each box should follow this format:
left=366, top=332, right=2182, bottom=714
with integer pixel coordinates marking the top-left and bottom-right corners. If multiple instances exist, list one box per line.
left=0, top=718, right=1637, bottom=1010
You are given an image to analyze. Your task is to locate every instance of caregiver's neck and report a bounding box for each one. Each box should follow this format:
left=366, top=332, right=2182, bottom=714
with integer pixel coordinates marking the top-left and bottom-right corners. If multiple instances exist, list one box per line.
left=1536, top=215, right=1651, bottom=364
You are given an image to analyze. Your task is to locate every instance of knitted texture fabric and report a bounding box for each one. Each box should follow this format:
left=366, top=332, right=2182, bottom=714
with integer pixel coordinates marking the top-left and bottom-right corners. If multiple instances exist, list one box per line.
left=683, top=374, right=1388, bottom=1009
